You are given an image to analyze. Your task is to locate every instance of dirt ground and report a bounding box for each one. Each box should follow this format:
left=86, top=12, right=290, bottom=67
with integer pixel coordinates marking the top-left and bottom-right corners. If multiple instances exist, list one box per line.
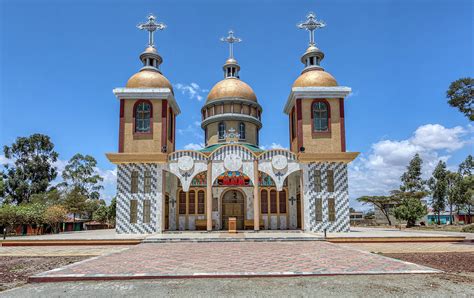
left=0, top=256, right=87, bottom=291
left=384, top=252, right=474, bottom=273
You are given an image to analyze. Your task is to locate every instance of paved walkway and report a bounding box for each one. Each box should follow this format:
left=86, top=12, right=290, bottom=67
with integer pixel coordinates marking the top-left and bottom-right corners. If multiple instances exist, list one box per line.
left=0, top=246, right=131, bottom=257
left=339, top=241, right=474, bottom=254
left=30, top=241, right=439, bottom=282
left=346, top=227, right=474, bottom=240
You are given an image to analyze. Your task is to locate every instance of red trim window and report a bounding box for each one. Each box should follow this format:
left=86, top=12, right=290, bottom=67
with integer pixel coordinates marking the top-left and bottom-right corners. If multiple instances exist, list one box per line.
left=311, top=100, right=331, bottom=133
left=134, top=100, right=153, bottom=133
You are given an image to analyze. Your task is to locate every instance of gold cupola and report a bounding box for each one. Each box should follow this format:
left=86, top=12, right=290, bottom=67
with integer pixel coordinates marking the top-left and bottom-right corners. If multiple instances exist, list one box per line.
left=201, top=30, right=262, bottom=147
left=125, top=15, right=173, bottom=92
left=292, top=13, right=338, bottom=88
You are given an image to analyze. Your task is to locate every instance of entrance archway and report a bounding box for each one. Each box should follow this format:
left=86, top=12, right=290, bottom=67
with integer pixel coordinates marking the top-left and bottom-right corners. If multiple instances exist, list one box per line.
left=221, top=189, right=245, bottom=230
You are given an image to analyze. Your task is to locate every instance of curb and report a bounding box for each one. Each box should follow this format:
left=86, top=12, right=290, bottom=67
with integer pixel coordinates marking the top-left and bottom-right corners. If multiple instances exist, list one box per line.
left=0, top=240, right=142, bottom=246
left=326, top=236, right=466, bottom=243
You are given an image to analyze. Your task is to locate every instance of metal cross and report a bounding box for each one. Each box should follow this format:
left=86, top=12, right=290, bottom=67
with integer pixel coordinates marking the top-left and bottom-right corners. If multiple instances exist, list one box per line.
left=220, top=30, right=242, bottom=59
left=137, top=14, right=167, bottom=47
left=289, top=196, right=296, bottom=205
left=297, top=12, right=326, bottom=46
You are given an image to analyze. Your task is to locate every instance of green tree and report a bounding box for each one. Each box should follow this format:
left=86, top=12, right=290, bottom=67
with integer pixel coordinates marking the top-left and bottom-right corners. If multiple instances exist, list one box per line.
left=446, top=171, right=462, bottom=224
left=108, top=197, right=116, bottom=226
left=63, top=187, right=87, bottom=222
left=0, top=174, right=4, bottom=198
left=0, top=204, right=20, bottom=237
left=17, top=203, right=46, bottom=234
left=400, top=154, right=425, bottom=192
left=2, top=134, right=58, bottom=204
left=392, top=196, right=428, bottom=228
left=84, top=198, right=105, bottom=220
left=60, top=154, right=103, bottom=200
left=93, top=205, right=109, bottom=223
left=428, top=161, right=448, bottom=225
left=446, top=77, right=474, bottom=121
left=458, top=155, right=474, bottom=222
left=357, top=196, right=399, bottom=225
left=29, top=188, right=62, bottom=206
left=43, top=205, right=67, bottom=233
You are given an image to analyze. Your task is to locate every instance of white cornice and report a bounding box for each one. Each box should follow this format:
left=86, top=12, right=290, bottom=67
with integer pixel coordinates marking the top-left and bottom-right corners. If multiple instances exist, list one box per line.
left=283, top=86, right=352, bottom=114
left=113, top=88, right=181, bottom=115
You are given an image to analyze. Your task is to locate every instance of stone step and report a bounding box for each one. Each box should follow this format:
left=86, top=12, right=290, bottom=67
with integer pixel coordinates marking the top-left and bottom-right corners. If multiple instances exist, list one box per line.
left=142, top=237, right=324, bottom=243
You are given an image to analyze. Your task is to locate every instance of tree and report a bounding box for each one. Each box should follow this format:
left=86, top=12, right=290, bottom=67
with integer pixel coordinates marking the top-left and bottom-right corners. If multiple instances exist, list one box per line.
left=108, top=197, right=116, bottom=226
left=392, top=196, right=428, bottom=228
left=2, top=134, right=58, bottom=204
left=428, top=161, right=448, bottom=225
left=43, top=205, right=67, bottom=233
left=84, top=199, right=105, bottom=220
left=0, top=204, right=20, bottom=237
left=93, top=205, right=109, bottom=223
left=0, top=174, right=4, bottom=199
left=29, top=189, right=62, bottom=206
left=458, top=155, right=474, bottom=223
left=63, top=187, right=87, bottom=221
left=446, top=171, right=462, bottom=225
left=400, top=154, right=425, bottom=192
left=17, top=203, right=46, bottom=234
left=357, top=196, right=399, bottom=225
left=60, top=154, right=103, bottom=200
left=446, top=77, right=474, bottom=121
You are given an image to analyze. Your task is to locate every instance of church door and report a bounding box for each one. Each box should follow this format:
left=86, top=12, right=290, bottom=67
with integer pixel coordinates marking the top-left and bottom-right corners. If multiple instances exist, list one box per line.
left=222, top=190, right=245, bottom=230
left=296, top=193, right=302, bottom=229
left=165, top=195, right=169, bottom=230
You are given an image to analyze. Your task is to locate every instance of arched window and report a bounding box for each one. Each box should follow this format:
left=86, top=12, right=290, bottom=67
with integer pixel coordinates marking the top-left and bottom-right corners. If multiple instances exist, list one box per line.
left=135, top=101, right=152, bottom=133
left=312, top=101, right=329, bottom=132
left=270, top=190, right=277, bottom=214
left=239, top=122, right=245, bottom=140
left=260, top=190, right=268, bottom=214
left=218, top=122, right=226, bottom=140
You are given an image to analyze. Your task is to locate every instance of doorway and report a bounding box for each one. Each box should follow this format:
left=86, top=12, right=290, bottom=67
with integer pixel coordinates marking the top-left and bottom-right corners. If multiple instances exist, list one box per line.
left=221, top=189, right=245, bottom=230
left=296, top=193, right=302, bottom=229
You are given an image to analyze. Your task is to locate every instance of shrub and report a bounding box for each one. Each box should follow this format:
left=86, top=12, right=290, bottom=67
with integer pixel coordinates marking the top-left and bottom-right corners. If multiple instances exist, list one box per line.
left=461, top=224, right=474, bottom=233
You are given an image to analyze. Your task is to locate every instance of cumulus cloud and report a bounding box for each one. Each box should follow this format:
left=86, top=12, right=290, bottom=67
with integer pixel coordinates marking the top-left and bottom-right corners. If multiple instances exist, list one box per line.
left=349, top=123, right=471, bottom=210
left=174, top=83, right=208, bottom=101
left=260, top=143, right=287, bottom=150
left=183, top=143, right=205, bottom=150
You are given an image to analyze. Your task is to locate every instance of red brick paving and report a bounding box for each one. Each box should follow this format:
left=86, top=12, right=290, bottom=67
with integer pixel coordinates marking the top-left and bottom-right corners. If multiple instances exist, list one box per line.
left=30, top=241, right=439, bottom=282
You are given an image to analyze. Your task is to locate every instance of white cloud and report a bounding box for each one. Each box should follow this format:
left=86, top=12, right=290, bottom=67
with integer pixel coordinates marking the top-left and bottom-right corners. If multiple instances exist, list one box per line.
left=0, top=154, right=13, bottom=167
left=349, top=123, right=471, bottom=210
left=174, top=82, right=208, bottom=101
left=183, top=143, right=205, bottom=150
left=260, top=143, right=287, bottom=150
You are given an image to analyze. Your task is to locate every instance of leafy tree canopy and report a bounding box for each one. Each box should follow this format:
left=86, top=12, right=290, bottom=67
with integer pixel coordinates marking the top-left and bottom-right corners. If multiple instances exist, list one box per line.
left=428, top=160, right=448, bottom=216
left=400, top=154, right=425, bottom=192
left=447, top=77, right=474, bottom=121
left=60, top=154, right=103, bottom=200
left=3, top=134, right=58, bottom=204
left=392, top=197, right=428, bottom=227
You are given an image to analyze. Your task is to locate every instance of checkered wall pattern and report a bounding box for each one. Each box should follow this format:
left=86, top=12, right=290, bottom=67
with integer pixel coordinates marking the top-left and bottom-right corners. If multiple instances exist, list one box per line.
left=116, top=163, right=163, bottom=234
left=302, top=162, right=350, bottom=232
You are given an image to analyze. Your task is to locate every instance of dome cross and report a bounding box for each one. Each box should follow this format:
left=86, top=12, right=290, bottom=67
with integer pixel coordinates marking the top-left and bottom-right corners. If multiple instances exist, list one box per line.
left=137, top=14, right=167, bottom=47
left=220, top=30, right=242, bottom=59
left=297, top=12, right=326, bottom=46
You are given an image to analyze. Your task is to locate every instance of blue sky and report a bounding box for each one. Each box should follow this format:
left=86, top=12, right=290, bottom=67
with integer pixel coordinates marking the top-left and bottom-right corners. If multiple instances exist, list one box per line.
left=1, top=0, right=472, bottom=208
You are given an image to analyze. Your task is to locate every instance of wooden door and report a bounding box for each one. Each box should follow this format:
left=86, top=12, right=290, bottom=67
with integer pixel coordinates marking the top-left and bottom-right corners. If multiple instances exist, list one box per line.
left=222, top=190, right=244, bottom=230
left=296, top=193, right=302, bottom=229
left=165, top=195, right=169, bottom=230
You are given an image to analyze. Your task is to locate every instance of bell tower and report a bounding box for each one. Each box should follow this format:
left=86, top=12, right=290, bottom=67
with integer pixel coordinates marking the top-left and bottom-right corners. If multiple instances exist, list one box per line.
left=112, top=14, right=180, bottom=157
left=284, top=12, right=351, bottom=156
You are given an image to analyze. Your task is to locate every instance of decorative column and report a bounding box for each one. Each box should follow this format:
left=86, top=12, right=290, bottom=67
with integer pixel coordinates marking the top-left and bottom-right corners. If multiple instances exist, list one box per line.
left=253, top=160, right=260, bottom=231
left=206, top=161, right=213, bottom=231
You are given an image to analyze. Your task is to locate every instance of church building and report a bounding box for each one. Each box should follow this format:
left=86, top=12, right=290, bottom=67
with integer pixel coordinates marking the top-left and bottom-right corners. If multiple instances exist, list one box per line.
left=106, top=13, right=358, bottom=234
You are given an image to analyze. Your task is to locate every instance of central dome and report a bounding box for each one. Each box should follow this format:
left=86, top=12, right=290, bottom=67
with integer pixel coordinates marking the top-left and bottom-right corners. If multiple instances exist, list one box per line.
left=207, top=78, right=257, bottom=103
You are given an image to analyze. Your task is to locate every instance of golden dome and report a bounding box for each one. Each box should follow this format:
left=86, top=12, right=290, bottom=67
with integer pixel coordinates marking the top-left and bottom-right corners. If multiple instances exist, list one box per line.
left=126, top=69, right=173, bottom=90
left=207, top=78, right=257, bottom=102
left=292, top=69, right=338, bottom=87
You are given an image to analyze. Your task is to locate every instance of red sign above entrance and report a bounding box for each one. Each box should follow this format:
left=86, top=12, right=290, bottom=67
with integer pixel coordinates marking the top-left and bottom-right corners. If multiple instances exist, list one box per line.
left=216, top=171, right=252, bottom=186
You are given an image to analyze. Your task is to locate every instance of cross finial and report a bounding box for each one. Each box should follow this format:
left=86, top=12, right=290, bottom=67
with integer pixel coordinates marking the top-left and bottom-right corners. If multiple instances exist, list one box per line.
left=220, top=30, right=242, bottom=59
left=297, top=12, right=326, bottom=46
left=137, top=14, right=167, bottom=47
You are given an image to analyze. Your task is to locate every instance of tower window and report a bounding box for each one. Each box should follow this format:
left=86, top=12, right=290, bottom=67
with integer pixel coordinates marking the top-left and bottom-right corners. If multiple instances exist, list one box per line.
left=239, top=122, right=245, bottom=140
left=312, top=101, right=329, bottom=132
left=135, top=101, right=152, bottom=133
left=218, top=122, right=226, bottom=140
left=144, top=170, right=152, bottom=193
left=309, top=57, right=314, bottom=65
left=131, top=170, right=139, bottom=193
